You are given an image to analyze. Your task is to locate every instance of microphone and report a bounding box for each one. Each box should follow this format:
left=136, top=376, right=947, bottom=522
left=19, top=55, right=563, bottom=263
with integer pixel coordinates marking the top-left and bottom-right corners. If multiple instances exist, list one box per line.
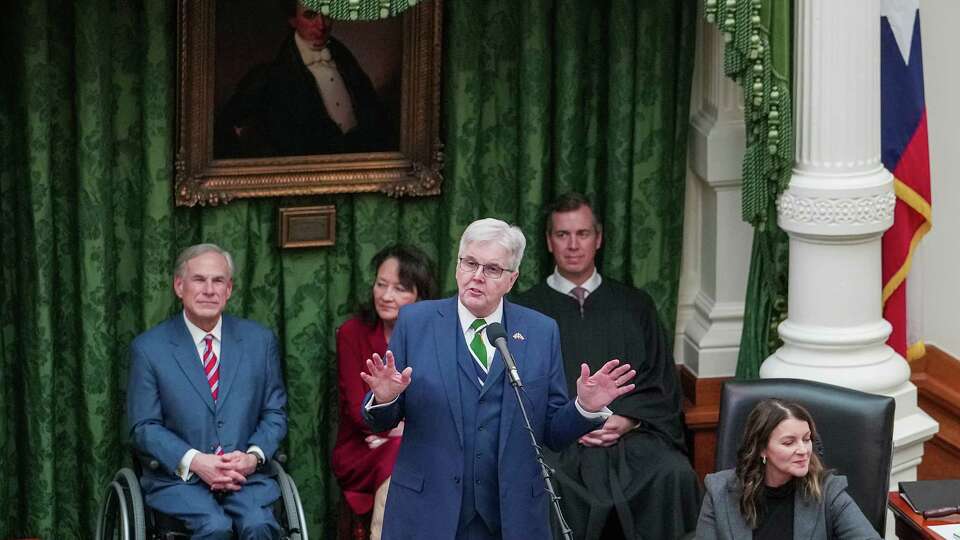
left=486, top=323, right=573, bottom=539
left=484, top=322, right=522, bottom=387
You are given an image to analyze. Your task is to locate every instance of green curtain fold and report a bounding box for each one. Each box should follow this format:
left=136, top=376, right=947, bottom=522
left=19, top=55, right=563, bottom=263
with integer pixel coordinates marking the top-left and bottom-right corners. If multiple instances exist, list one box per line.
left=0, top=0, right=696, bottom=537
left=705, top=0, right=793, bottom=379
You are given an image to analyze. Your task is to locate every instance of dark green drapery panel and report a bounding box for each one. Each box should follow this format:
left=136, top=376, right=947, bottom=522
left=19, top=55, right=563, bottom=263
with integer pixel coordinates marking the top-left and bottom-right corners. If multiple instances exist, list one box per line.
left=1, top=1, right=178, bottom=536
left=705, top=0, right=792, bottom=379
left=0, top=0, right=696, bottom=537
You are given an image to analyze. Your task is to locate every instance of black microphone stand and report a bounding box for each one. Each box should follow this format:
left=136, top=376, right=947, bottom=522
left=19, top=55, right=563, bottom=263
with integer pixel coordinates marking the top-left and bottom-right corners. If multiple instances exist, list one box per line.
left=507, top=375, right=575, bottom=540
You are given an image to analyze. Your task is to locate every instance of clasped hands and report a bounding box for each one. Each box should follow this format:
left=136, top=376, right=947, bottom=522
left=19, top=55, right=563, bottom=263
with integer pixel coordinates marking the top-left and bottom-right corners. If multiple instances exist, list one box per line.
left=578, top=414, right=639, bottom=447
left=365, top=421, right=404, bottom=449
left=190, top=451, right=259, bottom=492
left=360, top=351, right=636, bottom=415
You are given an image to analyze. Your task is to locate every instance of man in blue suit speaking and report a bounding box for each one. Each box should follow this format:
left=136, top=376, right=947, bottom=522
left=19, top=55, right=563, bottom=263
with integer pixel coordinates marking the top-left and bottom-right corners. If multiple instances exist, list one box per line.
left=127, top=244, right=287, bottom=540
left=361, top=219, right=637, bottom=540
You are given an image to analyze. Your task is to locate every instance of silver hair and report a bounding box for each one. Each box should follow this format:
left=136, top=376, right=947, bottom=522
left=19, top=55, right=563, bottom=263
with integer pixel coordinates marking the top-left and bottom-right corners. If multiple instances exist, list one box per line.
left=174, top=243, right=235, bottom=278
left=458, top=218, right=527, bottom=271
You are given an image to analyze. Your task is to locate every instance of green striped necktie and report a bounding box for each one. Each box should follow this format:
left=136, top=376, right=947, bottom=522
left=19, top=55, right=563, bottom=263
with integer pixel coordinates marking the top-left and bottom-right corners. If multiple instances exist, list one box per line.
left=469, top=318, right=489, bottom=369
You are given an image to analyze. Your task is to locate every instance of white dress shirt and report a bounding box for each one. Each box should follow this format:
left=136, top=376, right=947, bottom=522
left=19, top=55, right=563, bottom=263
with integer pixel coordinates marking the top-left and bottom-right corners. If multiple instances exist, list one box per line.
left=545, top=267, right=602, bottom=298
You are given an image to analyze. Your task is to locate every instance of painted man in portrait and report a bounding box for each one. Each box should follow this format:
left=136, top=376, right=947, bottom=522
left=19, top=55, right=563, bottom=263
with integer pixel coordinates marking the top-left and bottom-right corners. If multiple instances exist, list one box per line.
left=215, top=1, right=393, bottom=158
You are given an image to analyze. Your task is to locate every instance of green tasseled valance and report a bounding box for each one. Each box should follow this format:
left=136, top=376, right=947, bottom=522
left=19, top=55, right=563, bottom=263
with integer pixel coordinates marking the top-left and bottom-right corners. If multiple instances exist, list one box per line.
left=705, top=0, right=792, bottom=227
left=707, top=0, right=793, bottom=379
left=300, top=0, right=423, bottom=20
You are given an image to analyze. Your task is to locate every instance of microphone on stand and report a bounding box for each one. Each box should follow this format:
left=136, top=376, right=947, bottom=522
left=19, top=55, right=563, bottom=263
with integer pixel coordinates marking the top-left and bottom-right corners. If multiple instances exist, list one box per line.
left=483, top=321, right=575, bottom=539
left=484, top=322, right=521, bottom=387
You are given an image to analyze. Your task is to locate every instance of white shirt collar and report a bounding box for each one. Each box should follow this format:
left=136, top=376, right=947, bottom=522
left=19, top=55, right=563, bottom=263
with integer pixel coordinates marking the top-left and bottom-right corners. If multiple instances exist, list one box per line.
left=182, top=311, right=223, bottom=346
left=546, top=267, right=602, bottom=296
left=294, top=33, right=332, bottom=65
left=457, top=297, right=504, bottom=335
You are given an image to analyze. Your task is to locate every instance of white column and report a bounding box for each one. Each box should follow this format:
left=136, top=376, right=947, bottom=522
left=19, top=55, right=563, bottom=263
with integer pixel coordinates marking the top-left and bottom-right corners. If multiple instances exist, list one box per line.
left=677, top=17, right=754, bottom=376
left=760, top=1, right=937, bottom=535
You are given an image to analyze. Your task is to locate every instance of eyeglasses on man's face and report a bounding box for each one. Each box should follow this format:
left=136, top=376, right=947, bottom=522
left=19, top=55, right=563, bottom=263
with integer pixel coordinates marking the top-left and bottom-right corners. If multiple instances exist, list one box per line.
left=458, top=258, right=511, bottom=279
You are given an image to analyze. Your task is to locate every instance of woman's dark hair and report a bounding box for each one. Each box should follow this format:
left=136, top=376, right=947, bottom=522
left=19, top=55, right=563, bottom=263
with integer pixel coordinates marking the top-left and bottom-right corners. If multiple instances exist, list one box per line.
left=359, top=244, right=438, bottom=327
left=735, top=398, right=826, bottom=528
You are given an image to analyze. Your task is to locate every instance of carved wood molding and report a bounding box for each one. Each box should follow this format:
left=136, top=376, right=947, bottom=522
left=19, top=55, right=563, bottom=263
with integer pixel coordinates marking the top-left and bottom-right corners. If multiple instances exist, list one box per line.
left=679, top=365, right=732, bottom=480
left=911, top=345, right=960, bottom=480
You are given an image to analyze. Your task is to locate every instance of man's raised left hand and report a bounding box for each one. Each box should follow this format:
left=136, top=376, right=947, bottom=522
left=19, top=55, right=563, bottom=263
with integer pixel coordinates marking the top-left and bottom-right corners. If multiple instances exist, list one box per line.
left=575, top=359, right=636, bottom=413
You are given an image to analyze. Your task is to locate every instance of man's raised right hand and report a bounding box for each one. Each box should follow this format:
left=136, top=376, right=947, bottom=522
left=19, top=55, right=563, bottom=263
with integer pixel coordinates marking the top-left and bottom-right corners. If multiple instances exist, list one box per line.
left=360, top=351, right=412, bottom=404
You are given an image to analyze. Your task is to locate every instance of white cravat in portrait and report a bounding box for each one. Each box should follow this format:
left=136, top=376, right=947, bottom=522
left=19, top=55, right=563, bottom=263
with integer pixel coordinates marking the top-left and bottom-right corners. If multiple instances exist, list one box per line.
left=295, top=33, right=358, bottom=134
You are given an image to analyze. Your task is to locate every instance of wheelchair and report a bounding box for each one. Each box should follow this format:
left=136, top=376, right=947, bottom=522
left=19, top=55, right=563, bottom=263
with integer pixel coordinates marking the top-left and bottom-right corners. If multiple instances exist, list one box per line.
left=95, top=453, right=308, bottom=540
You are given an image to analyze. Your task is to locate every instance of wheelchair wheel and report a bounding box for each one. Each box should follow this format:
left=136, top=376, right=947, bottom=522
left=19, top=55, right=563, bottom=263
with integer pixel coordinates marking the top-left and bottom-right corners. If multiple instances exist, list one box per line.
left=96, top=468, right=146, bottom=540
left=285, top=472, right=308, bottom=540
left=270, top=460, right=309, bottom=540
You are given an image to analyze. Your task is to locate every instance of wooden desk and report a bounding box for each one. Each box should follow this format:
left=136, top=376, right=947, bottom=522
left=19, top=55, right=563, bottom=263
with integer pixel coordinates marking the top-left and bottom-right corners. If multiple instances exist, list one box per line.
left=890, top=491, right=960, bottom=540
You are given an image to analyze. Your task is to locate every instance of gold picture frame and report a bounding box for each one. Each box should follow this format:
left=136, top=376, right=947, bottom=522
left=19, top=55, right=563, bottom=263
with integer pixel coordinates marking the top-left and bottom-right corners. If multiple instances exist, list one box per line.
left=175, top=0, right=443, bottom=206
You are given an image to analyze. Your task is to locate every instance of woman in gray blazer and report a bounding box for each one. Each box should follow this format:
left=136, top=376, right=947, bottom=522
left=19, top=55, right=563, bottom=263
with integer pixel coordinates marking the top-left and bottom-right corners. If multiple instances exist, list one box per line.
left=695, top=399, right=880, bottom=540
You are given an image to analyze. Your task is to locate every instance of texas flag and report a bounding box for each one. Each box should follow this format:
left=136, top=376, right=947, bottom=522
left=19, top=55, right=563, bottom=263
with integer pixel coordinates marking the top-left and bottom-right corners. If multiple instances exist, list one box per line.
left=880, top=0, right=932, bottom=361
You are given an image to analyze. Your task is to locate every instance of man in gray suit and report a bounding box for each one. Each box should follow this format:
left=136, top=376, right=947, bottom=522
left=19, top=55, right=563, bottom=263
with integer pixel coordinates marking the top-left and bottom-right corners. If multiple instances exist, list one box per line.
left=127, top=243, right=287, bottom=540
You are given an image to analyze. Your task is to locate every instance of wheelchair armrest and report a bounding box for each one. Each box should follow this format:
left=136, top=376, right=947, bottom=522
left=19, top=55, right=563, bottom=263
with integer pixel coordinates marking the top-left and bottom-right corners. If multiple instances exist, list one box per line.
left=130, top=448, right=161, bottom=474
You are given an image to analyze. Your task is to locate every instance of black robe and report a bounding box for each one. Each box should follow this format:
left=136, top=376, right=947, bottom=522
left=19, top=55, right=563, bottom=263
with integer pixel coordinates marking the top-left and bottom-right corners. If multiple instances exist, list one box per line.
left=514, top=279, right=700, bottom=540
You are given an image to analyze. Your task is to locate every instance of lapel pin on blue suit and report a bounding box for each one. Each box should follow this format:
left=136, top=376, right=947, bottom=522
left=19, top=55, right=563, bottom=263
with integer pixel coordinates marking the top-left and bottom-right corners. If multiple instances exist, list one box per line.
left=512, top=331, right=525, bottom=341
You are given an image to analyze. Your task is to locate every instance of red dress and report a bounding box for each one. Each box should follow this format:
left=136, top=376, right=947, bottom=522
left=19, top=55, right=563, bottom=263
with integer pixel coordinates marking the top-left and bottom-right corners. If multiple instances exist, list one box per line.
left=332, top=317, right=402, bottom=515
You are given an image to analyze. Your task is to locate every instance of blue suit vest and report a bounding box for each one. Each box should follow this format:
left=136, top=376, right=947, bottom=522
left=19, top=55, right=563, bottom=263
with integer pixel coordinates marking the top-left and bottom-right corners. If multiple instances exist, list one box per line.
left=457, top=329, right=504, bottom=532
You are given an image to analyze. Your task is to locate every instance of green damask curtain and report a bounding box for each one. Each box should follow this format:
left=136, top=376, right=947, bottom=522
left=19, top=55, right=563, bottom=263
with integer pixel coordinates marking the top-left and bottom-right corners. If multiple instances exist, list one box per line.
left=705, top=0, right=793, bottom=379
left=0, top=1, right=178, bottom=536
left=0, top=0, right=695, bottom=537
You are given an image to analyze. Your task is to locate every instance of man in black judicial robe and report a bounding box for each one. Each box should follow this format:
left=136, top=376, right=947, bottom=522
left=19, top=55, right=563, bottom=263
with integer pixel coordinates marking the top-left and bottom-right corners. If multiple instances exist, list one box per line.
left=514, top=193, right=700, bottom=540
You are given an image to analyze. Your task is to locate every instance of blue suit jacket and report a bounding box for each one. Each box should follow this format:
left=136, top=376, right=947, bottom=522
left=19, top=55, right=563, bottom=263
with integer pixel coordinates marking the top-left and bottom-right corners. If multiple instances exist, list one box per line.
left=127, top=314, right=287, bottom=496
left=363, top=297, right=598, bottom=540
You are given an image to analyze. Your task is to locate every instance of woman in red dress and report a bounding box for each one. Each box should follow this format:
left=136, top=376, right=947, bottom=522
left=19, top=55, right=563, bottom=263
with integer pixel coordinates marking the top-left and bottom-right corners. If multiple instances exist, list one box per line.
left=332, top=245, right=437, bottom=539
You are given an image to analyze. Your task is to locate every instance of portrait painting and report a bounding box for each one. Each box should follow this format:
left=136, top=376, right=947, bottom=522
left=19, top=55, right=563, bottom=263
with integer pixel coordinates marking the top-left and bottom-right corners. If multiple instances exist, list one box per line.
left=175, top=0, right=443, bottom=206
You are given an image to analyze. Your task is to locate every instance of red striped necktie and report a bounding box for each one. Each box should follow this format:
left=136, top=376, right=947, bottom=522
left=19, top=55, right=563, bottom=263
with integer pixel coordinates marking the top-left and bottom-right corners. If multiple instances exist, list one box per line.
left=202, top=334, right=220, bottom=401
left=202, top=334, right=223, bottom=455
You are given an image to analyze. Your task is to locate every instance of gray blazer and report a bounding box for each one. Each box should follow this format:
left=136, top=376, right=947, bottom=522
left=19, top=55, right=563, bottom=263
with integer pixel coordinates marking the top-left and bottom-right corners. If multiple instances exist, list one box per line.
left=695, top=469, right=881, bottom=540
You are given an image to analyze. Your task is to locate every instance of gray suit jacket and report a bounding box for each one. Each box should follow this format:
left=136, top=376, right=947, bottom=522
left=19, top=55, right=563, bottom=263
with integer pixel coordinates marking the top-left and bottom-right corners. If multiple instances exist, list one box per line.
left=695, top=469, right=881, bottom=540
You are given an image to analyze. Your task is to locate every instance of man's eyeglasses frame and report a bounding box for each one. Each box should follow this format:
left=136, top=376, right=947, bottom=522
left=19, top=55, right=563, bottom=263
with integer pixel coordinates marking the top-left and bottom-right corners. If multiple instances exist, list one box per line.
left=457, top=258, right=513, bottom=279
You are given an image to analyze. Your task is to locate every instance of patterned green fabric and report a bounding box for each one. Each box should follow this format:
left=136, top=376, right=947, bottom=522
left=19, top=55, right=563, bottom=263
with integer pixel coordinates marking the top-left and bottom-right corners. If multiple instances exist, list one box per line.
left=704, top=0, right=792, bottom=378
left=302, top=0, right=423, bottom=21
left=736, top=202, right=789, bottom=380
left=0, top=0, right=695, bottom=537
